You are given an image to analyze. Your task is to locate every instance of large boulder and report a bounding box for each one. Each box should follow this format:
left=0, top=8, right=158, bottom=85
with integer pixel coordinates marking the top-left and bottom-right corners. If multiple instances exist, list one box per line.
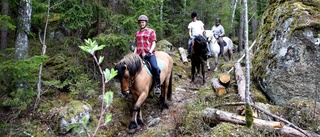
left=252, top=0, right=320, bottom=105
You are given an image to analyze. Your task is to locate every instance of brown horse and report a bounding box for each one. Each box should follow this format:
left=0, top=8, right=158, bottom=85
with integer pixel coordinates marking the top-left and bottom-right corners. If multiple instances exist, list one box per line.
left=114, top=51, right=173, bottom=133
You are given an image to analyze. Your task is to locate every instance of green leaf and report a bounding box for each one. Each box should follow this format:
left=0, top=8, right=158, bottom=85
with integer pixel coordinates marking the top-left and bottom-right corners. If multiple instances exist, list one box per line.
left=103, top=91, right=113, bottom=106
left=104, top=68, right=118, bottom=83
left=98, top=56, right=104, bottom=64
left=105, top=114, right=112, bottom=124
left=103, top=68, right=111, bottom=83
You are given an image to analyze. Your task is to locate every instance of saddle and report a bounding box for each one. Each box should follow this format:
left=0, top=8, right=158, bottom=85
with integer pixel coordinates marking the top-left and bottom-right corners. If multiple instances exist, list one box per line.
left=141, top=57, right=165, bottom=77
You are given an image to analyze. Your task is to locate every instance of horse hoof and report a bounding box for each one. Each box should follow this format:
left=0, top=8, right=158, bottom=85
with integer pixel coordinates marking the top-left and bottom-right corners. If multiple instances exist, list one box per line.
left=127, top=128, right=136, bottom=134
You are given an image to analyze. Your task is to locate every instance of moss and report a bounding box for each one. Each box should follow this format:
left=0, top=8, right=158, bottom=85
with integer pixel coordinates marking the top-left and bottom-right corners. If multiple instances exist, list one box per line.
left=245, top=103, right=254, bottom=127
left=282, top=98, right=320, bottom=134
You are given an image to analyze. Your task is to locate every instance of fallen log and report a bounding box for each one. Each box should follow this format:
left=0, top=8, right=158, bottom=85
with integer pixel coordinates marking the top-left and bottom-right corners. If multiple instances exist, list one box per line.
left=234, top=62, right=256, bottom=117
left=178, top=47, right=188, bottom=66
left=203, top=108, right=309, bottom=137
left=211, top=78, right=226, bottom=96
left=213, top=102, right=317, bottom=137
left=234, top=62, right=247, bottom=102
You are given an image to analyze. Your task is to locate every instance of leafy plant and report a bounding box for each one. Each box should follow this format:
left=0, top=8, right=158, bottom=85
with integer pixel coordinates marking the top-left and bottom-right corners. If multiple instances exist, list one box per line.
left=78, top=38, right=117, bottom=136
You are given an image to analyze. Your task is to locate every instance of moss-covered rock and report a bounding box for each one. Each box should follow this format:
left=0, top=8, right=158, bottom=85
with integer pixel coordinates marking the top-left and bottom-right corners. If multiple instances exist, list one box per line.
left=58, top=100, right=92, bottom=134
left=252, top=0, right=320, bottom=105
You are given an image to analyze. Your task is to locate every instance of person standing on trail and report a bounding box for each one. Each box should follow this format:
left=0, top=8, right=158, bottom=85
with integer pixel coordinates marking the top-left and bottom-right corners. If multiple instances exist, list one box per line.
left=133, top=14, right=162, bottom=96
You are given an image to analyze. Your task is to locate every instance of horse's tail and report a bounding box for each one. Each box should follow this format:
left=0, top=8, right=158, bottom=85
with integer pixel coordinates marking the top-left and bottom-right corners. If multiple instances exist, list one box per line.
left=167, top=71, right=173, bottom=101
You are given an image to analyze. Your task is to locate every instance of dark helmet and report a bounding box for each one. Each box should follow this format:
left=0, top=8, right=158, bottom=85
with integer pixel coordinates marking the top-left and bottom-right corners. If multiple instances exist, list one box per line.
left=138, top=15, right=148, bottom=22
left=191, top=12, right=197, bottom=18
left=215, top=18, right=221, bottom=23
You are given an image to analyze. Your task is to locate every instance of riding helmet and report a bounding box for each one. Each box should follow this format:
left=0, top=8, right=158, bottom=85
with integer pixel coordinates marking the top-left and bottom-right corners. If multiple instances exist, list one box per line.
left=138, top=15, right=148, bottom=22
left=215, top=18, right=221, bottom=23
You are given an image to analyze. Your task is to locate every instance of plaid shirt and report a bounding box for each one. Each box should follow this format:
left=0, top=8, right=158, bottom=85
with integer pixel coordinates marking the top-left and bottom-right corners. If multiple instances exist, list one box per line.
left=135, top=27, right=157, bottom=55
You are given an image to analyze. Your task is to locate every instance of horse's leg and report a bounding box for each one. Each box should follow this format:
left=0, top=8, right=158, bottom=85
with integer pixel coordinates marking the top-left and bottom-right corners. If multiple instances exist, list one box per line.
left=214, top=54, right=219, bottom=72
left=207, top=58, right=211, bottom=71
left=201, top=61, right=205, bottom=84
left=222, top=49, right=228, bottom=62
left=228, top=49, right=233, bottom=61
left=191, top=61, right=195, bottom=82
left=196, top=63, right=201, bottom=77
left=127, top=92, right=148, bottom=133
left=160, top=73, right=171, bottom=110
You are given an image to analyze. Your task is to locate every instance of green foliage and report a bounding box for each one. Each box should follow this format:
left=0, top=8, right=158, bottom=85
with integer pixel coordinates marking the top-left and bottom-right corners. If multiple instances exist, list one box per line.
left=68, top=74, right=98, bottom=99
left=0, top=15, right=16, bottom=30
left=31, top=0, right=48, bottom=29
left=103, top=91, right=113, bottom=107
left=63, top=3, right=93, bottom=29
left=79, top=38, right=106, bottom=55
left=0, top=55, right=47, bottom=109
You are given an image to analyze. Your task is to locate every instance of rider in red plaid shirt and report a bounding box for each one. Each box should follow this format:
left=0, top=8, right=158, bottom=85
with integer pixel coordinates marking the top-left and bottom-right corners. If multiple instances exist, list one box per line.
left=134, top=15, right=162, bottom=96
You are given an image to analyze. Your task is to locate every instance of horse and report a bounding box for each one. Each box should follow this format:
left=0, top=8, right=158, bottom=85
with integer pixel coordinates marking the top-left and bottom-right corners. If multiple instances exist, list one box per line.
left=190, top=35, right=207, bottom=84
left=114, top=51, right=173, bottom=134
left=203, top=30, right=234, bottom=72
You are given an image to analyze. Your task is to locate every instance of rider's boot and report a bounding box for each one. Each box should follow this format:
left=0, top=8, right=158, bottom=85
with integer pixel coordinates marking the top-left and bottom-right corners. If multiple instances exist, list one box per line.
left=155, top=75, right=161, bottom=96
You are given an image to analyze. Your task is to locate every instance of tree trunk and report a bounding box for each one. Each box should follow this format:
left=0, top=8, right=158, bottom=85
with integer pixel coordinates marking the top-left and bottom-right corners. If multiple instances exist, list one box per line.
left=1, top=0, right=9, bottom=51
left=250, top=0, right=258, bottom=41
left=203, top=108, right=309, bottom=137
left=211, top=78, right=226, bottom=96
left=238, top=0, right=244, bottom=52
left=178, top=47, right=188, bottom=66
left=15, top=0, right=32, bottom=60
left=231, top=0, right=238, bottom=38
left=97, top=0, right=102, bottom=34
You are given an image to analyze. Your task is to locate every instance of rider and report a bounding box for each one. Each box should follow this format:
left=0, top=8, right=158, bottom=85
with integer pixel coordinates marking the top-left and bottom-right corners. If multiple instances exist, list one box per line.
left=134, top=15, right=162, bottom=96
left=211, top=18, right=225, bottom=58
left=187, top=12, right=205, bottom=58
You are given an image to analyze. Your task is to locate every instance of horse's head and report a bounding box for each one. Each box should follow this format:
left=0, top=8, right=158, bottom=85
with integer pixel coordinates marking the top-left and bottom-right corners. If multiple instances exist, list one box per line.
left=203, top=30, right=214, bottom=42
left=193, top=36, right=207, bottom=53
left=115, top=54, right=142, bottom=95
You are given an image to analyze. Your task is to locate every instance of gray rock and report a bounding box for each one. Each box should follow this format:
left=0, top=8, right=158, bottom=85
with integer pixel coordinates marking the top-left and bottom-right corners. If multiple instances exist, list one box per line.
left=253, top=0, right=320, bottom=105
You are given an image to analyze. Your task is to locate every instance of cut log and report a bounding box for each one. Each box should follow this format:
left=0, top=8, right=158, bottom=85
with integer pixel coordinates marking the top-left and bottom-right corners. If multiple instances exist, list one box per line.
left=219, top=73, right=230, bottom=86
left=211, top=78, right=226, bottom=96
left=178, top=47, right=188, bottom=66
left=203, top=108, right=308, bottom=137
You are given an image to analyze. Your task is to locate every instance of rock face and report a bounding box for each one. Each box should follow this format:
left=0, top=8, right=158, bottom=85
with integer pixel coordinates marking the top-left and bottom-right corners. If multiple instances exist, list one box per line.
left=252, top=0, right=320, bottom=105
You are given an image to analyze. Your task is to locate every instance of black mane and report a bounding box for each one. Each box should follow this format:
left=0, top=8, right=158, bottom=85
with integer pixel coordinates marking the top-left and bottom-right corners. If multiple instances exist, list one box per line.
left=115, top=53, right=142, bottom=80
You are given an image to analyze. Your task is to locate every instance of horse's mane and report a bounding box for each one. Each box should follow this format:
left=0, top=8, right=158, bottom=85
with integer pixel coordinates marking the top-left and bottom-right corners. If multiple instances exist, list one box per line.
left=115, top=53, right=142, bottom=79
left=193, top=36, right=207, bottom=54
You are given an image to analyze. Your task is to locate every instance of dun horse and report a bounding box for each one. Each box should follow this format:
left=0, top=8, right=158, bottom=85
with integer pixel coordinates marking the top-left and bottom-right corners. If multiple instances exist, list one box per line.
left=204, top=30, right=233, bottom=71
left=114, top=51, right=173, bottom=133
left=190, top=35, right=207, bottom=84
